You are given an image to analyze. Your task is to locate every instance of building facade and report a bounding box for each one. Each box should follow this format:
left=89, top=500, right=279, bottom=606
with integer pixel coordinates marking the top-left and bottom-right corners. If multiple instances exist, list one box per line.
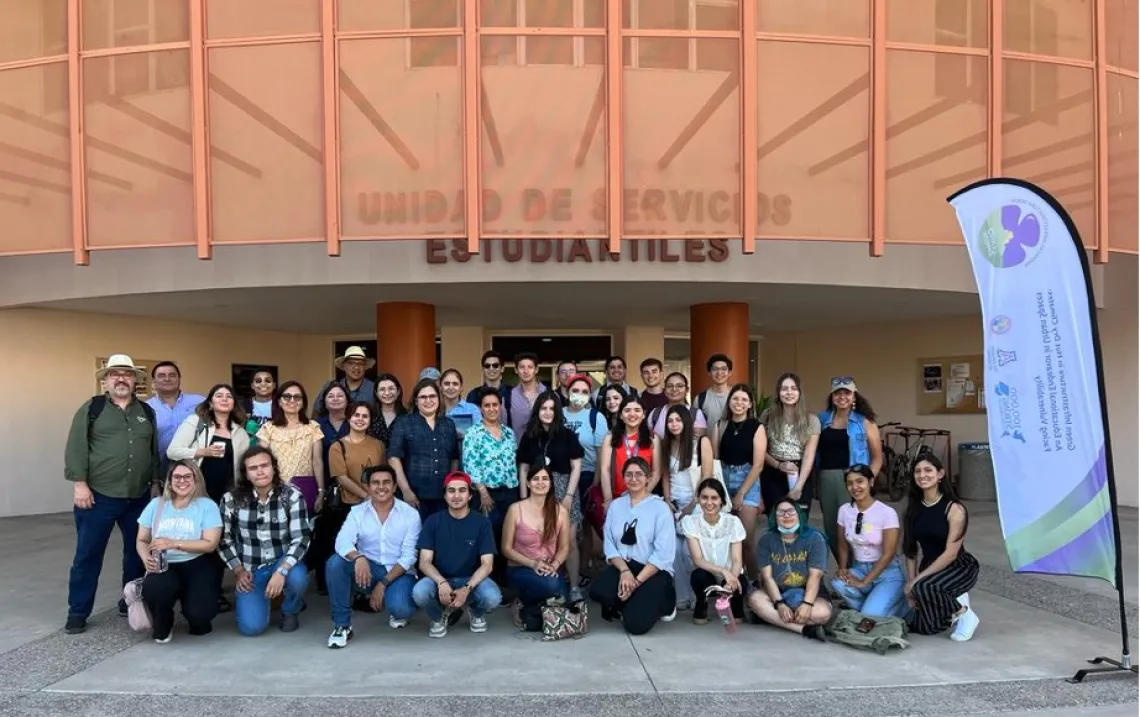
left=0, top=0, right=1136, bottom=516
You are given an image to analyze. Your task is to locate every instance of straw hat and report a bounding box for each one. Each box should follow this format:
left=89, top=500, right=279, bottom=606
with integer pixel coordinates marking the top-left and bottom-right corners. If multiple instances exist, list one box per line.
left=96, top=354, right=146, bottom=381
left=334, top=345, right=376, bottom=370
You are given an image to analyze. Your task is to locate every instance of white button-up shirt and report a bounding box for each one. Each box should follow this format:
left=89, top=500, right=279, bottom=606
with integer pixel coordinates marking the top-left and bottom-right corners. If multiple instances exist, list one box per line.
left=335, top=498, right=421, bottom=572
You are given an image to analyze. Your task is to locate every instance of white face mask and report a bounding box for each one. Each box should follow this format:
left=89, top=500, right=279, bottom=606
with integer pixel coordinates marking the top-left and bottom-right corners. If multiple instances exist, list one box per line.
left=569, top=393, right=590, bottom=409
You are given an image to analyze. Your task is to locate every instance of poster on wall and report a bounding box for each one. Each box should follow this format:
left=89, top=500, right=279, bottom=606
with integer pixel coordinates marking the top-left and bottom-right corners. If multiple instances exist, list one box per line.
left=922, top=363, right=943, bottom=393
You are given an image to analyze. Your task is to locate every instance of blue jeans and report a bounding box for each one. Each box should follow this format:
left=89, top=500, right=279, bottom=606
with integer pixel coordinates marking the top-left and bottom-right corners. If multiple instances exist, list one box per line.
left=412, top=576, right=502, bottom=622
left=830, top=558, right=908, bottom=618
left=506, top=565, right=570, bottom=606
left=724, top=464, right=761, bottom=508
left=325, top=555, right=416, bottom=628
left=234, top=557, right=309, bottom=636
left=68, top=490, right=149, bottom=620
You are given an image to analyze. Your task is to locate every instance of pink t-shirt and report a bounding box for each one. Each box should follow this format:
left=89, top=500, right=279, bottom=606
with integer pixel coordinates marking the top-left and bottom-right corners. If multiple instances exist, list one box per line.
left=837, top=500, right=899, bottom=564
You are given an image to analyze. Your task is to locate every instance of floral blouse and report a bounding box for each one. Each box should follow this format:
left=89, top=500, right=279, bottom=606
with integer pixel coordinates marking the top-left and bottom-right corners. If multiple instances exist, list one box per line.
left=461, top=422, right=518, bottom=490
left=256, top=422, right=322, bottom=480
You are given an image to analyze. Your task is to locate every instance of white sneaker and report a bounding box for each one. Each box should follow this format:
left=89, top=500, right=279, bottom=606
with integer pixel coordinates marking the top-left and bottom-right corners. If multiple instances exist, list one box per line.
left=388, top=615, right=407, bottom=629
left=950, top=607, right=980, bottom=642
left=469, top=614, right=488, bottom=633
left=662, top=606, right=678, bottom=623
left=428, top=619, right=448, bottom=638
left=956, top=593, right=971, bottom=609
left=154, top=632, right=172, bottom=644
left=327, top=626, right=353, bottom=649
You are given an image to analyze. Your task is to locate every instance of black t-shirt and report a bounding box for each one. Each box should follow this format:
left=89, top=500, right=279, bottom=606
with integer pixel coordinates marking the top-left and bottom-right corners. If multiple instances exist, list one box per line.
left=718, top=417, right=760, bottom=466
left=518, top=428, right=584, bottom=474
left=817, top=427, right=850, bottom=470
left=418, top=510, right=497, bottom=579
left=200, top=435, right=234, bottom=503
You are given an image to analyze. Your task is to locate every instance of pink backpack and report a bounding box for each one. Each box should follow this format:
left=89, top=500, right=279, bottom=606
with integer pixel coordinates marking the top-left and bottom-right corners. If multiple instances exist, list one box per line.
left=123, top=498, right=166, bottom=633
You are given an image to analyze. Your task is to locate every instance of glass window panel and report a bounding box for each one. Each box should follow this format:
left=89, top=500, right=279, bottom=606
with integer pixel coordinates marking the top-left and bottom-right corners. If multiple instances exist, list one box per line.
left=0, top=0, right=67, bottom=63
left=481, top=0, right=520, bottom=26
left=1003, top=61, right=1096, bottom=247
left=886, top=50, right=987, bottom=244
left=206, top=0, right=320, bottom=38
left=1106, top=0, right=1139, bottom=72
left=624, top=39, right=741, bottom=237
left=208, top=44, right=323, bottom=243
left=757, top=42, right=869, bottom=237
left=696, top=1, right=740, bottom=31
left=481, top=36, right=606, bottom=236
left=887, top=0, right=987, bottom=48
left=1107, top=74, right=1138, bottom=252
left=758, top=0, right=869, bottom=38
left=1004, top=0, right=1091, bottom=60
left=340, top=38, right=464, bottom=238
left=340, top=0, right=460, bottom=31
left=639, top=38, right=688, bottom=69
left=582, top=0, right=605, bottom=28
left=83, top=0, right=189, bottom=50
left=0, top=63, right=71, bottom=253
left=528, top=37, right=574, bottom=64
left=626, top=0, right=689, bottom=30
left=83, top=50, right=193, bottom=247
left=525, top=0, right=573, bottom=27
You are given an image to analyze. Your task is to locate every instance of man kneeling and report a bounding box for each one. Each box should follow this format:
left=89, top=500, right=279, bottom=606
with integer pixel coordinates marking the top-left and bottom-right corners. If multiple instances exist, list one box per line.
left=326, top=465, right=421, bottom=648
left=412, top=471, right=502, bottom=638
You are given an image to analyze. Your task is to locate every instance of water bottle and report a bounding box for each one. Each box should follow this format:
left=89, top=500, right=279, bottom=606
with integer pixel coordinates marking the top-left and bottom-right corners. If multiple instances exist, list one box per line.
left=786, top=472, right=799, bottom=493
left=715, top=594, right=737, bottom=633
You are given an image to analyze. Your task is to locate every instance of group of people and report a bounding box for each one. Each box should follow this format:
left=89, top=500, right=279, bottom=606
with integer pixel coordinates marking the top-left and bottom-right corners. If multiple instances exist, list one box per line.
left=62, top=348, right=980, bottom=647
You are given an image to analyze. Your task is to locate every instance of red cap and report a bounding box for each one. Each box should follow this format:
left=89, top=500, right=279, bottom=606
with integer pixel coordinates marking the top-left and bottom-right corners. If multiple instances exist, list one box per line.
left=567, top=374, right=592, bottom=391
left=444, top=470, right=472, bottom=489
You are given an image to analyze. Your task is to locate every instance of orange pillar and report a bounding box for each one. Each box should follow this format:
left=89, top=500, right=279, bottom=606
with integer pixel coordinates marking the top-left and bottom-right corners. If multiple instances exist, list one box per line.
left=690, top=303, right=750, bottom=395
left=376, top=302, right=436, bottom=392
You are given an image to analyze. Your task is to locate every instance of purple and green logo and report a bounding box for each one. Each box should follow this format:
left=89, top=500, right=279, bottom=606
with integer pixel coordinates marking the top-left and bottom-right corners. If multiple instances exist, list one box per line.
left=978, top=204, right=1041, bottom=268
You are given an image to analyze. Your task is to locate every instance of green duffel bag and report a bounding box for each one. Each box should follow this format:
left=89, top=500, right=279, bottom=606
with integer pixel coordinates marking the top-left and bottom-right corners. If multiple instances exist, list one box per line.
left=825, top=609, right=911, bottom=655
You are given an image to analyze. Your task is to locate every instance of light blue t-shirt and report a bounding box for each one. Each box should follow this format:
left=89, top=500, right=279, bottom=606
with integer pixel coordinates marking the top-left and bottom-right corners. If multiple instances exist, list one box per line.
left=137, top=497, right=222, bottom=563
left=562, top=407, right=608, bottom=472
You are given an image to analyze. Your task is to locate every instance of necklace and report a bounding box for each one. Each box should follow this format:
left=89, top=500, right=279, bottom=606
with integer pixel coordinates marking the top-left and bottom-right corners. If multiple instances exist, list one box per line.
left=922, top=493, right=943, bottom=507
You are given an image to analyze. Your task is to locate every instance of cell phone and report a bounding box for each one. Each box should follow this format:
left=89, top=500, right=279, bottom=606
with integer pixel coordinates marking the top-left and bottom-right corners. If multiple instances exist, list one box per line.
left=856, top=617, right=877, bottom=633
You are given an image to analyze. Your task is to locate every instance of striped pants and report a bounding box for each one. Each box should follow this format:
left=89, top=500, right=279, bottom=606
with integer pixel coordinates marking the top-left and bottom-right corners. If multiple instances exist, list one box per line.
left=908, top=551, right=980, bottom=635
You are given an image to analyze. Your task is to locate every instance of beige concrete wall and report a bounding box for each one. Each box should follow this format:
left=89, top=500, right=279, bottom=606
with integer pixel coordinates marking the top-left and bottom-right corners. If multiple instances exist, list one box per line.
left=439, top=326, right=485, bottom=392
left=0, top=308, right=334, bottom=517
left=761, top=311, right=1139, bottom=508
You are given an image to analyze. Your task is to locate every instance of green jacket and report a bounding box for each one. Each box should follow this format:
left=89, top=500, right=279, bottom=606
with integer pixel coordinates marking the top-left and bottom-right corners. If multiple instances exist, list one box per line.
left=64, top=397, right=159, bottom=498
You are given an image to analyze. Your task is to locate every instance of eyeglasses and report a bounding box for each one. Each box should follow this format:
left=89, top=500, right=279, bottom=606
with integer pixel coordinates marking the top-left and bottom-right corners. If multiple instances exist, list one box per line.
left=558, top=368, right=576, bottom=375
left=170, top=473, right=195, bottom=482
left=775, top=508, right=798, bottom=517
left=710, top=366, right=730, bottom=373
left=281, top=393, right=303, bottom=402
left=483, top=362, right=501, bottom=369
left=855, top=512, right=865, bottom=535
left=418, top=394, right=438, bottom=401
left=665, top=383, right=688, bottom=390
left=624, top=470, right=647, bottom=478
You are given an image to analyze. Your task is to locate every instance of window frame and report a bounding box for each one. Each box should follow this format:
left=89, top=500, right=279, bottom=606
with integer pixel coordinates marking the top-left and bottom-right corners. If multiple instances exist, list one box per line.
left=625, top=0, right=738, bottom=72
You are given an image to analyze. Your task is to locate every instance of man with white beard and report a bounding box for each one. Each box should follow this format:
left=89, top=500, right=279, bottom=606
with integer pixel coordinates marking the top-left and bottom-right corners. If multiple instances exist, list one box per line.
left=63, top=354, right=160, bottom=634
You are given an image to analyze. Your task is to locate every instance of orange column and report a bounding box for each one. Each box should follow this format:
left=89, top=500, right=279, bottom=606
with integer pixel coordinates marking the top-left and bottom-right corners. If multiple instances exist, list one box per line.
left=690, top=303, right=750, bottom=395
left=376, top=302, right=436, bottom=392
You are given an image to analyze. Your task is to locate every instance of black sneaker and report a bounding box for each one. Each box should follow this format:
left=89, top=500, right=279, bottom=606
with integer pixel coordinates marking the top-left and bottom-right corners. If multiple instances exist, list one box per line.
left=446, top=608, right=464, bottom=627
left=217, top=596, right=232, bottom=613
left=64, top=617, right=87, bottom=634
left=801, top=625, right=826, bottom=642
left=280, top=614, right=300, bottom=632
left=117, top=599, right=129, bottom=617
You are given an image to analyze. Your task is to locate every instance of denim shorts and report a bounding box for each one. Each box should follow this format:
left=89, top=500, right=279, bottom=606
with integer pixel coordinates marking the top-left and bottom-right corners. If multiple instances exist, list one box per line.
left=724, top=464, right=761, bottom=508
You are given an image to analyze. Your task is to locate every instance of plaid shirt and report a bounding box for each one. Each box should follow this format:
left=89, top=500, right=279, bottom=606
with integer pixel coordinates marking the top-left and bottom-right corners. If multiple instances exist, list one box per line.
left=387, top=413, right=459, bottom=500
left=220, top=483, right=311, bottom=571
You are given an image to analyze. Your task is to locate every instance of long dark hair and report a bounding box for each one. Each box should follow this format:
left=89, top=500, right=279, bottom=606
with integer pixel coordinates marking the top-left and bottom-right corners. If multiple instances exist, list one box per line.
left=526, top=464, right=560, bottom=546
left=599, top=384, right=628, bottom=426
left=661, top=404, right=696, bottom=472
left=271, top=381, right=310, bottom=426
left=374, top=373, right=407, bottom=415
left=610, top=394, right=653, bottom=449
left=231, top=445, right=284, bottom=507
left=724, top=383, right=756, bottom=424
left=902, top=451, right=968, bottom=558
left=845, top=463, right=877, bottom=504
left=824, top=390, right=877, bottom=421
left=524, top=390, right=567, bottom=440
left=197, top=383, right=248, bottom=429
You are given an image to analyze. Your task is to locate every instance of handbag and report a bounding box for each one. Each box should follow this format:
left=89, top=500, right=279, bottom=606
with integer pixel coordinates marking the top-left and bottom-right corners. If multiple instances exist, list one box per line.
left=123, top=497, right=166, bottom=633
left=689, top=436, right=728, bottom=502
left=541, top=598, right=588, bottom=641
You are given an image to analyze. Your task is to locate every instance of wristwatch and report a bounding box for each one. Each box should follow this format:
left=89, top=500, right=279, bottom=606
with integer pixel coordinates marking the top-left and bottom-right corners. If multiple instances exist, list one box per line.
left=379, top=577, right=390, bottom=588
left=277, top=566, right=290, bottom=577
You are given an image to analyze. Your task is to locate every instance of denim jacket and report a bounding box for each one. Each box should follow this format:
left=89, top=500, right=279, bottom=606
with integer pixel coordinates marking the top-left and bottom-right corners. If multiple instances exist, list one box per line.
left=818, top=409, right=871, bottom=467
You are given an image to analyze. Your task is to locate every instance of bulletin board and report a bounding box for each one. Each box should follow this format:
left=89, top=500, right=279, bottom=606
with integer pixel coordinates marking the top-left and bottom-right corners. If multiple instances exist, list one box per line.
left=916, top=355, right=986, bottom=415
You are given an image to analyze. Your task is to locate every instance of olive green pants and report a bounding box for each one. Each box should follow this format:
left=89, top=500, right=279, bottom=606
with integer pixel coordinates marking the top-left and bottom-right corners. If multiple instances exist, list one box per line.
left=818, top=469, right=849, bottom=562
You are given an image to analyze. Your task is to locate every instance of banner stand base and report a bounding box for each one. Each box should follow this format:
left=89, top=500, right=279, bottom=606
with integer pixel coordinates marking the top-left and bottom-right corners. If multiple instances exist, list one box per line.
left=1067, top=656, right=1138, bottom=683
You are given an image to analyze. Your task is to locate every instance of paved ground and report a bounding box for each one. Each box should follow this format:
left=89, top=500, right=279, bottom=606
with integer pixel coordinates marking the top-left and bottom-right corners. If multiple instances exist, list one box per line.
left=1, top=502, right=1137, bottom=717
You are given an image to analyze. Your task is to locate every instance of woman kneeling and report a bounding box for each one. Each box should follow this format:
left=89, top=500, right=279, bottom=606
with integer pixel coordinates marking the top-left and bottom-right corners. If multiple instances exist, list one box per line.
left=135, top=460, right=223, bottom=643
left=746, top=498, right=832, bottom=641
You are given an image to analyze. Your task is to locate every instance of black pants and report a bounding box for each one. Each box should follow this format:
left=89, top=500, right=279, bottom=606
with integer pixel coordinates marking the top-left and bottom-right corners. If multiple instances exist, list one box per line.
left=689, top=568, right=744, bottom=620
left=310, top=502, right=351, bottom=590
left=759, top=461, right=812, bottom=517
left=141, top=556, right=219, bottom=639
left=589, top=560, right=675, bottom=636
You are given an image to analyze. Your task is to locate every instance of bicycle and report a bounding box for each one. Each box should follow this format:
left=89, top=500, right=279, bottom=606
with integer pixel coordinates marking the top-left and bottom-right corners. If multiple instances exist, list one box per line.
left=880, top=425, right=952, bottom=502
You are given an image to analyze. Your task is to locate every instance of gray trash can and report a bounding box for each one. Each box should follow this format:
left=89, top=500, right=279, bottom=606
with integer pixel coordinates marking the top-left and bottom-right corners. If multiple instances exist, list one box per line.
left=957, top=442, right=996, bottom=501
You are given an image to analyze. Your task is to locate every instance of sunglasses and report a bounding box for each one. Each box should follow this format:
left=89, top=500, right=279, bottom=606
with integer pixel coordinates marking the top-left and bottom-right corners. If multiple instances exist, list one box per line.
left=484, top=362, right=501, bottom=369
left=253, top=377, right=273, bottom=384
left=831, top=376, right=855, bottom=388
left=855, top=512, right=864, bottom=535
left=281, top=393, right=303, bottom=401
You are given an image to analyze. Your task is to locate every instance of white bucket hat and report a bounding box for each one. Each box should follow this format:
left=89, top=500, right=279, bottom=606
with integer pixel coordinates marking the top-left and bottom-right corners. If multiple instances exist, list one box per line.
left=96, top=354, right=146, bottom=381
left=334, top=345, right=376, bottom=370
